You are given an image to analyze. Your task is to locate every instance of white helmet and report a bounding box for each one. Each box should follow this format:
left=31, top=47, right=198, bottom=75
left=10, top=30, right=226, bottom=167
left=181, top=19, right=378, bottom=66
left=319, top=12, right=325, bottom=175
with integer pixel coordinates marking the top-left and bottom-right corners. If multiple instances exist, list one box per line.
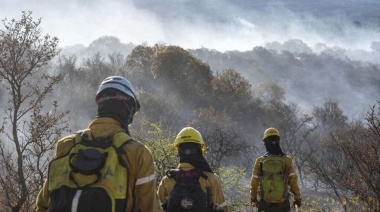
left=96, top=76, right=140, bottom=113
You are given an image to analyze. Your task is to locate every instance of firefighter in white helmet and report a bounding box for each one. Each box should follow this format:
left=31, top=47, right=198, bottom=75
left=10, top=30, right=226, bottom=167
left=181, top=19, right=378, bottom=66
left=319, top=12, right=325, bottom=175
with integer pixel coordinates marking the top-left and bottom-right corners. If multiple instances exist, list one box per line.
left=36, top=76, right=161, bottom=212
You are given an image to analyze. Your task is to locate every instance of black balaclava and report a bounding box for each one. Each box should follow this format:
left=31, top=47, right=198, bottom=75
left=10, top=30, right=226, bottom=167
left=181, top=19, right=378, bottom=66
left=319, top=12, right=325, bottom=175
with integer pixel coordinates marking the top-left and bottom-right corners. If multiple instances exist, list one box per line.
left=96, top=91, right=135, bottom=135
left=178, top=142, right=213, bottom=173
left=264, top=135, right=285, bottom=156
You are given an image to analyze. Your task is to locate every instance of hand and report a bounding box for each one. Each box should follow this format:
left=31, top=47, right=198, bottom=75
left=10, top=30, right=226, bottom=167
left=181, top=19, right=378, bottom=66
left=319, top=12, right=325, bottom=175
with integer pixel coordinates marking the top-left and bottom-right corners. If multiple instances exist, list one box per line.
left=212, top=204, right=225, bottom=212
left=161, top=203, right=167, bottom=211
left=251, top=197, right=258, bottom=206
left=293, top=198, right=302, bottom=208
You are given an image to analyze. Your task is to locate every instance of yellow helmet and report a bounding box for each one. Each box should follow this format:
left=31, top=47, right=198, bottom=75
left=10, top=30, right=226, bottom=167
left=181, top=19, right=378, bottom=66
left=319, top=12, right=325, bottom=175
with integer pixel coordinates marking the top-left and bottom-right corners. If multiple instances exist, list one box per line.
left=174, top=127, right=206, bottom=152
left=263, top=127, right=280, bottom=140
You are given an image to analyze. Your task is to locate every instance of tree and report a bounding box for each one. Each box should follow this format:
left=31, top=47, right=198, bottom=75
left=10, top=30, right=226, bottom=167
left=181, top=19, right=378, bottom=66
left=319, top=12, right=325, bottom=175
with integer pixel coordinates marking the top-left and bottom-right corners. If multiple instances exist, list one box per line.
left=58, top=54, right=78, bottom=84
left=276, top=104, right=314, bottom=187
left=304, top=101, right=380, bottom=211
left=125, top=45, right=157, bottom=91
left=81, top=52, right=115, bottom=89
left=282, top=39, right=313, bottom=54
left=211, top=69, right=252, bottom=119
left=126, top=45, right=155, bottom=73
left=152, top=45, right=213, bottom=108
left=135, top=91, right=184, bottom=132
left=304, top=100, right=348, bottom=193
left=0, top=11, right=69, bottom=211
left=108, top=52, right=127, bottom=76
left=312, top=100, right=348, bottom=134
left=328, top=101, right=380, bottom=210
left=87, top=36, right=134, bottom=58
left=303, top=132, right=350, bottom=211
left=188, top=107, right=254, bottom=168
left=56, top=55, right=94, bottom=129
left=253, top=83, right=285, bottom=104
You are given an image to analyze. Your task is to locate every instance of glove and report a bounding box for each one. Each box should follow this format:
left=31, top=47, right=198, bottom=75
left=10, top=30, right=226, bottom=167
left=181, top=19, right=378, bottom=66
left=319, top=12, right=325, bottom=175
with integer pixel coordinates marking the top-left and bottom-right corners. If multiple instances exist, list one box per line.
left=212, top=204, right=225, bottom=212
left=251, top=197, right=258, bottom=206
left=161, top=203, right=167, bottom=211
left=212, top=203, right=224, bottom=212
left=293, top=198, right=302, bottom=208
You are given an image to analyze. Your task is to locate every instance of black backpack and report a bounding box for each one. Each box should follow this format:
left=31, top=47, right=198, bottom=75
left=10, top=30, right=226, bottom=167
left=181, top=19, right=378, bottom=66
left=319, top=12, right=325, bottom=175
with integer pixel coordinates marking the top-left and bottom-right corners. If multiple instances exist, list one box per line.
left=166, top=168, right=210, bottom=212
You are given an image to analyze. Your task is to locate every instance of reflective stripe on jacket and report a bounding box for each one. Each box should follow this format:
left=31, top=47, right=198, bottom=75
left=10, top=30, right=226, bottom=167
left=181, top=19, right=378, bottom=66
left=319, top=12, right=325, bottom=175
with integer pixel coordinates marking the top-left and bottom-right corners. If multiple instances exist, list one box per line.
left=36, top=117, right=162, bottom=212
left=157, top=163, right=228, bottom=211
left=250, top=155, right=301, bottom=201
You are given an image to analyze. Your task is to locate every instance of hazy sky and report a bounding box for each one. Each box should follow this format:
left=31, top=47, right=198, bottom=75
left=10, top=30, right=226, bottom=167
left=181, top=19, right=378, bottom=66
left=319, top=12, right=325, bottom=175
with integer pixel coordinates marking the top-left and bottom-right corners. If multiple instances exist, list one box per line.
left=1, top=0, right=380, bottom=52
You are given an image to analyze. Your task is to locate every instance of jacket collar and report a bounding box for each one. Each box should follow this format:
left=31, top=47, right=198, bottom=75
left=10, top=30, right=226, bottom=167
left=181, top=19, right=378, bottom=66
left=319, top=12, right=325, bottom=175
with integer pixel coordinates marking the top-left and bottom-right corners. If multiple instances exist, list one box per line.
left=87, top=117, right=125, bottom=138
left=264, top=152, right=285, bottom=157
left=88, top=117, right=121, bottom=128
left=177, top=162, right=195, bottom=170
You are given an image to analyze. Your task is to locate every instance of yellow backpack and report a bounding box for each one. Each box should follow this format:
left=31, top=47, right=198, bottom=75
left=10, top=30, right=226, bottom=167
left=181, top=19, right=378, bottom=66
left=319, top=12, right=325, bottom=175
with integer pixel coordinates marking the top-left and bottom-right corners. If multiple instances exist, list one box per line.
left=47, top=129, right=132, bottom=212
left=258, top=155, right=290, bottom=203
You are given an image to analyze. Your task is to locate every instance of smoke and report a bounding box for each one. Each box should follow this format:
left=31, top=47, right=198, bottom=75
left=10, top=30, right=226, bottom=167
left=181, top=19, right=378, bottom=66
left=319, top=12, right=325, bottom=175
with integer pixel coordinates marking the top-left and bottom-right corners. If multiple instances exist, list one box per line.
left=2, top=0, right=379, bottom=118
left=1, top=0, right=379, bottom=53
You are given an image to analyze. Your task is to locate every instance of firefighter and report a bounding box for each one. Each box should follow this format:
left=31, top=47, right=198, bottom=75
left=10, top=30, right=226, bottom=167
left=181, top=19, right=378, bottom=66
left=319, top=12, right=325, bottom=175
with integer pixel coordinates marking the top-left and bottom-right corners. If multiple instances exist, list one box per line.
left=250, top=127, right=301, bottom=212
left=157, top=127, right=228, bottom=212
left=36, top=76, right=161, bottom=212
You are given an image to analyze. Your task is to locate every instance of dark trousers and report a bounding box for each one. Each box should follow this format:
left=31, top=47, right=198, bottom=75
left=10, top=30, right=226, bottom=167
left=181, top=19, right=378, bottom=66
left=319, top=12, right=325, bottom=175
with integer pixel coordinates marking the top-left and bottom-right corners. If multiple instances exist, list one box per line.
left=257, top=199, right=291, bottom=212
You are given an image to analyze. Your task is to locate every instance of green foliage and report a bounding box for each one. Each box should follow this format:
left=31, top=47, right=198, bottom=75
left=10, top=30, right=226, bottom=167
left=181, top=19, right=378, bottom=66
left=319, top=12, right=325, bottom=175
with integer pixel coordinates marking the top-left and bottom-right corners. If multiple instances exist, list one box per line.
left=299, top=194, right=378, bottom=212
left=131, top=116, right=178, bottom=184
left=215, top=166, right=253, bottom=211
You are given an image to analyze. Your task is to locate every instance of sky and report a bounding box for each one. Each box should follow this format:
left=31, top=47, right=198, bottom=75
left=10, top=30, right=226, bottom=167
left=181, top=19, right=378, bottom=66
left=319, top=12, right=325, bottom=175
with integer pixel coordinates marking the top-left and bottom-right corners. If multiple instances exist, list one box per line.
left=1, top=0, right=380, bottom=52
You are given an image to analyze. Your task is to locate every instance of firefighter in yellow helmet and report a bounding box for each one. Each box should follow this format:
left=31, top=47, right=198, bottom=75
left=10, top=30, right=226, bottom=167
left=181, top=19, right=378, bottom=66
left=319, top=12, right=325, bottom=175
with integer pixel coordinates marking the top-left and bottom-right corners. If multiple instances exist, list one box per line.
left=157, top=127, right=228, bottom=212
left=250, top=128, right=301, bottom=212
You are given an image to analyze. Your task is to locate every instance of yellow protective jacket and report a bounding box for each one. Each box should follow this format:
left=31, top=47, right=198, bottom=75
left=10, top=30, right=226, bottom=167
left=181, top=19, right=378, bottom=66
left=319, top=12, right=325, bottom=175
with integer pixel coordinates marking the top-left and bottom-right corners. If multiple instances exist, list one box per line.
left=157, top=163, right=228, bottom=211
left=250, top=154, right=301, bottom=201
left=36, top=117, right=162, bottom=212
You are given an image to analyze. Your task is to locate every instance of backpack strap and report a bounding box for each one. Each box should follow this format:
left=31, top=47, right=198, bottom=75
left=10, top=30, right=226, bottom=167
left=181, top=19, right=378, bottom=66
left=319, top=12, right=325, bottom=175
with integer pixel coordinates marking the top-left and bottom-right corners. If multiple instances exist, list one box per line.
left=194, top=168, right=208, bottom=180
left=112, top=132, right=133, bottom=169
left=113, top=131, right=133, bottom=148
left=73, top=129, right=93, bottom=145
left=258, top=159, right=264, bottom=198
